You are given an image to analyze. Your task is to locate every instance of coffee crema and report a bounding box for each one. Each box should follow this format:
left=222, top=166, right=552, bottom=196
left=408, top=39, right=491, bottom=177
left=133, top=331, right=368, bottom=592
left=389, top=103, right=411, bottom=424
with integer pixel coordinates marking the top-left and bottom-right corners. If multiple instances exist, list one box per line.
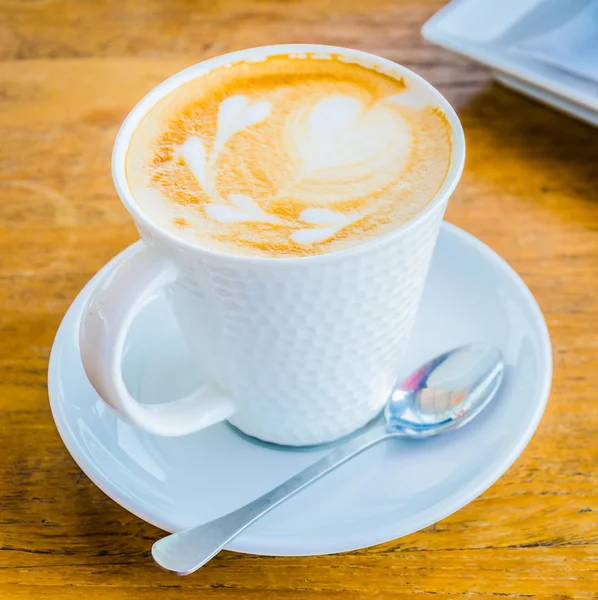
left=126, top=54, right=452, bottom=257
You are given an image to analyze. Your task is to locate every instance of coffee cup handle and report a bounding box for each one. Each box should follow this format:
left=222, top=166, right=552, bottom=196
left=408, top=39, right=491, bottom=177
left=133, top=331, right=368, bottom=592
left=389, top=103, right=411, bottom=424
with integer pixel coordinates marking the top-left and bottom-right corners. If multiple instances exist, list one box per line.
left=79, top=243, right=236, bottom=436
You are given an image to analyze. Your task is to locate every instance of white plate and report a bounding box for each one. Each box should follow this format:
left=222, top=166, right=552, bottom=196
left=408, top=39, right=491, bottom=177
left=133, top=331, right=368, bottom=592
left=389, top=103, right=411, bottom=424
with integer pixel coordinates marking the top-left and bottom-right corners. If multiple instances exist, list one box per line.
left=422, top=0, right=598, bottom=127
left=48, top=223, right=552, bottom=556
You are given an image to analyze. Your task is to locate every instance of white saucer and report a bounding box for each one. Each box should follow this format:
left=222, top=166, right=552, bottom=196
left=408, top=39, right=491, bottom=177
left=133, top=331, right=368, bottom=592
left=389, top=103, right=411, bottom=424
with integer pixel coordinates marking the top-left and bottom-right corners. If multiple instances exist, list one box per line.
left=48, top=223, right=552, bottom=556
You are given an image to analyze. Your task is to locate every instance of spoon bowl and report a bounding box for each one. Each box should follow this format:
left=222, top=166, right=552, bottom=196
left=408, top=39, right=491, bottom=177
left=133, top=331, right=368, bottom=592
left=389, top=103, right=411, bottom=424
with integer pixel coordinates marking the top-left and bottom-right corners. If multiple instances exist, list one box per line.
left=385, top=344, right=503, bottom=437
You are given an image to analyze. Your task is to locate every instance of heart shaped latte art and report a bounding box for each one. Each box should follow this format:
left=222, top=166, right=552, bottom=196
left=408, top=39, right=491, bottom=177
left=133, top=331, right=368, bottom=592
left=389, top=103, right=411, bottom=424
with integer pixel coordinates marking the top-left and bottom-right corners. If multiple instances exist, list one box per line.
left=284, top=95, right=412, bottom=205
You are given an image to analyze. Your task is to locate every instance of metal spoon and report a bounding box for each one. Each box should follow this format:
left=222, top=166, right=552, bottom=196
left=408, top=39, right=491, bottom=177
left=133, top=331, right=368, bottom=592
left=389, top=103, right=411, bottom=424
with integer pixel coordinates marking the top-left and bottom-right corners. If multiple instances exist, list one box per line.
left=152, top=343, right=504, bottom=575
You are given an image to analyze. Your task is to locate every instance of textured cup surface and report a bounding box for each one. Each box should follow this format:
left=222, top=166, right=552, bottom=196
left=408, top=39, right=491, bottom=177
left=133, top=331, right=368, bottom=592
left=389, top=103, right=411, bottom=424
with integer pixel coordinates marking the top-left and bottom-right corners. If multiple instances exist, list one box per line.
left=151, top=198, right=446, bottom=445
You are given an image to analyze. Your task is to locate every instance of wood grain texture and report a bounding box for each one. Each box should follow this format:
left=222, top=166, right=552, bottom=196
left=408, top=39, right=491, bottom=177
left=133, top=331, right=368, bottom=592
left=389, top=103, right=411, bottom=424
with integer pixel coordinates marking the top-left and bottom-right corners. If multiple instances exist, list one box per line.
left=1, top=0, right=597, bottom=598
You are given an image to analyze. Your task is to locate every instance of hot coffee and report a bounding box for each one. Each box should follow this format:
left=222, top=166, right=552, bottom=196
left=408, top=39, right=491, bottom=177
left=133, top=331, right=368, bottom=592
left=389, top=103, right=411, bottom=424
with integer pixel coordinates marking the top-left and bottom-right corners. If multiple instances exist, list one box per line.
left=126, top=53, right=452, bottom=257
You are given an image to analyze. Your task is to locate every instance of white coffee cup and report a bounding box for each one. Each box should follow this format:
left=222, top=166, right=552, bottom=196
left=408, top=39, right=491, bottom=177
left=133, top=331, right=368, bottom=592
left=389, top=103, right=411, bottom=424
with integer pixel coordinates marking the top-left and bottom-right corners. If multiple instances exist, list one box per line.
left=80, top=45, right=465, bottom=446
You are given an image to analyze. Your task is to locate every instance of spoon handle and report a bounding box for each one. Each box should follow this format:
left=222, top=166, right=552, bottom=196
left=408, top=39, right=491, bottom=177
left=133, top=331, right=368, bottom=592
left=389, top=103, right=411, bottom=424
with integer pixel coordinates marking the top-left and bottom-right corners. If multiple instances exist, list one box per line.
left=152, top=425, right=388, bottom=575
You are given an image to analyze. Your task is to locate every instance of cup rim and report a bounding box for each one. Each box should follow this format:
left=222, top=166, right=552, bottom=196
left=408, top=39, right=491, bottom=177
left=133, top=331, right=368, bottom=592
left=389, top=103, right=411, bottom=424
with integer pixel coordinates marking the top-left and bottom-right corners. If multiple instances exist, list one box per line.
left=112, top=44, right=466, bottom=266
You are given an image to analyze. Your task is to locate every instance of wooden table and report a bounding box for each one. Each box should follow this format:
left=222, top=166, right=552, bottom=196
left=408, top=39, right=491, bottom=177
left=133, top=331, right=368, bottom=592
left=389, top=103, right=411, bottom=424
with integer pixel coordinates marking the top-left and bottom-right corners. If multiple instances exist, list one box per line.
left=1, top=1, right=597, bottom=598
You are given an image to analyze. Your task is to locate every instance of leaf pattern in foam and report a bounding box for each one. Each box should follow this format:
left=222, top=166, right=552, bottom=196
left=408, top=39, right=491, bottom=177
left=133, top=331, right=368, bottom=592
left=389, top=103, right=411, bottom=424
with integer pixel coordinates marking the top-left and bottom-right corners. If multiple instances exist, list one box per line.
left=206, top=194, right=280, bottom=224
left=212, top=95, right=271, bottom=157
left=177, top=94, right=382, bottom=244
left=293, top=207, right=366, bottom=245
left=180, top=137, right=207, bottom=191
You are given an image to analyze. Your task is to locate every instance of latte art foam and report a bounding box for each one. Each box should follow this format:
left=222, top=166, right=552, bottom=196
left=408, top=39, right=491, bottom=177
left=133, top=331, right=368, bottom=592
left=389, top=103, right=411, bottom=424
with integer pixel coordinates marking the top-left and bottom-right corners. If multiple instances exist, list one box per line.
left=126, top=54, right=452, bottom=257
